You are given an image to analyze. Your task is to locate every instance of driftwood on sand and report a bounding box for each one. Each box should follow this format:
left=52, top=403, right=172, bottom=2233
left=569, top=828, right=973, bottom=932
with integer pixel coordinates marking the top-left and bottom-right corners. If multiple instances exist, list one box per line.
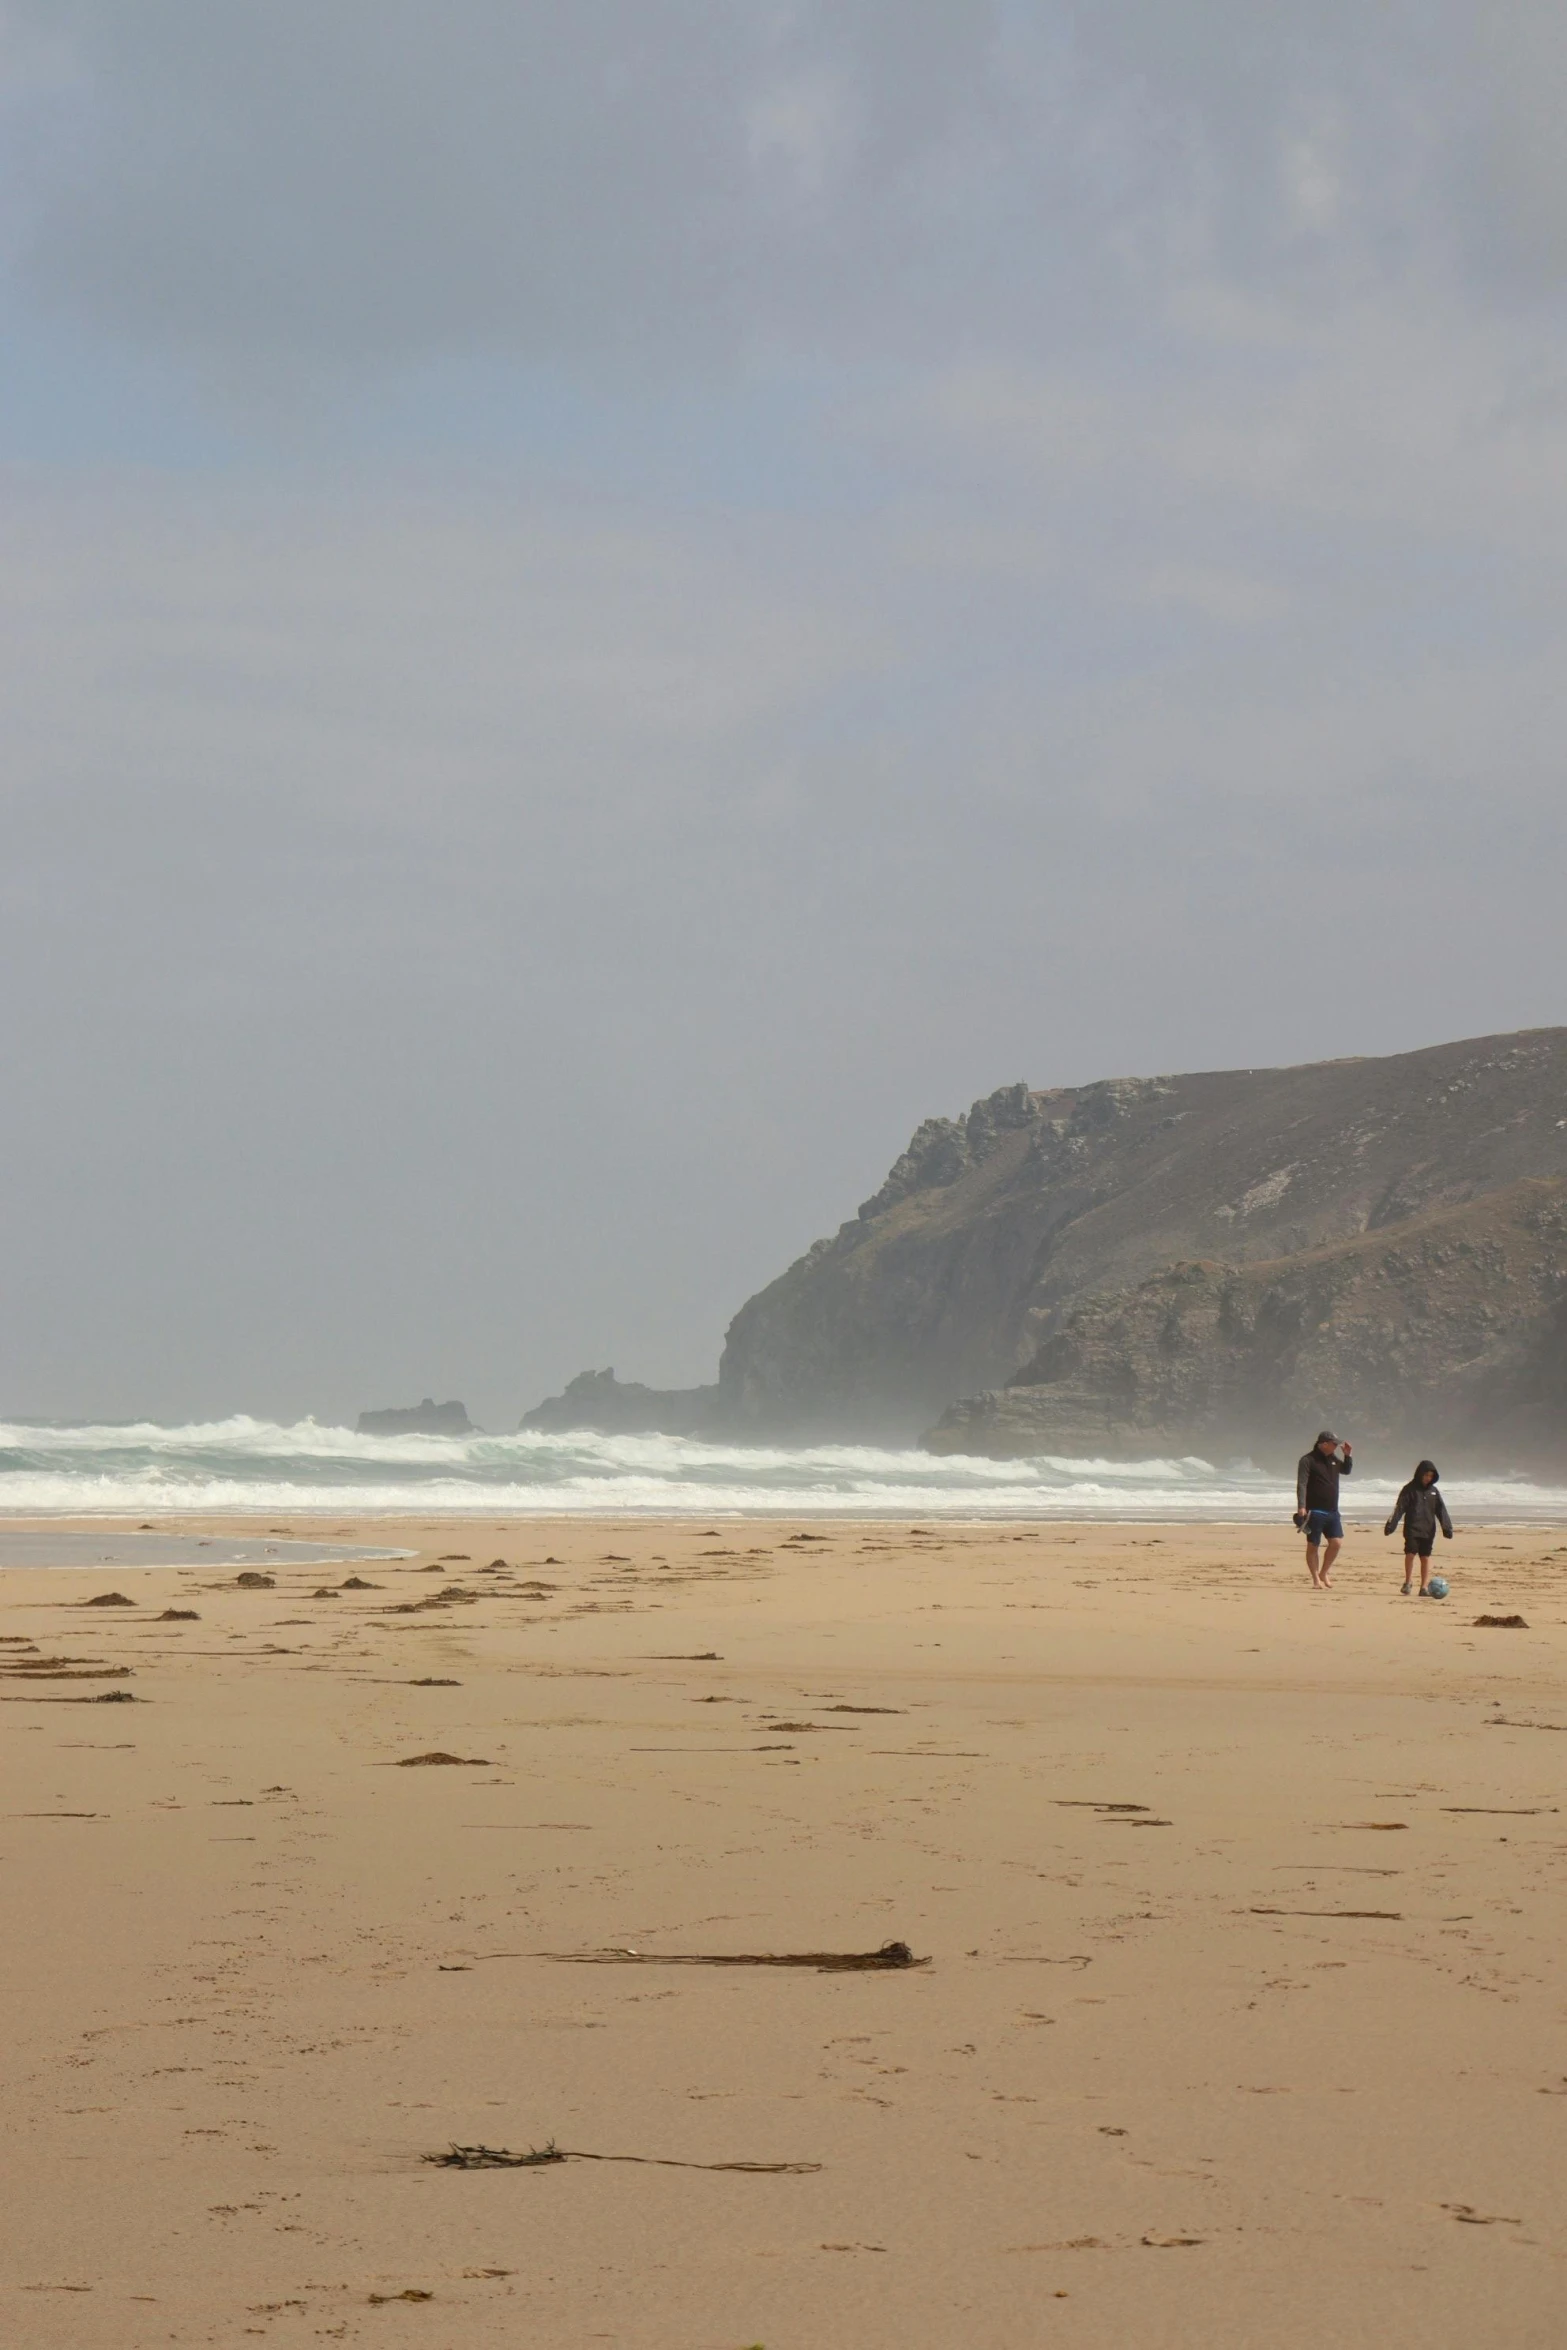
left=427, top=2140, right=821, bottom=2174
left=466, top=1939, right=927, bottom=1973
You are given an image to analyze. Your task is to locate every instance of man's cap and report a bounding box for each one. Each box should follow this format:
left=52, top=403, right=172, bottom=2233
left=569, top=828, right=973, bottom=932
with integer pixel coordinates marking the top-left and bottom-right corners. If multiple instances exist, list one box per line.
left=1316, top=1429, right=1337, bottom=1445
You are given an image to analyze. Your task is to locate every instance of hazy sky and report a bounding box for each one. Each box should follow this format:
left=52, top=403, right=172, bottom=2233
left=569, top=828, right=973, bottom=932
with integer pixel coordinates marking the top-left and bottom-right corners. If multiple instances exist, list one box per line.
left=3, top=2, right=1566, bottom=1427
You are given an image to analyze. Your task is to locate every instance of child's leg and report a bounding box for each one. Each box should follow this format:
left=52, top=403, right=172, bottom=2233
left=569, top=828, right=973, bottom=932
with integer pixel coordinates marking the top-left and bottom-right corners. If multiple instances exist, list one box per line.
left=1417, top=1549, right=1431, bottom=1593
left=1402, top=1551, right=1416, bottom=1591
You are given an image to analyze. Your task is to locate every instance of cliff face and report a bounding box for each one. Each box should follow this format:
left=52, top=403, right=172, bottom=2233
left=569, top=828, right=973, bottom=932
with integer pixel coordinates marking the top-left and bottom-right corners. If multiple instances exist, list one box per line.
left=926, top=1180, right=1567, bottom=1466
left=716, top=1030, right=1567, bottom=1453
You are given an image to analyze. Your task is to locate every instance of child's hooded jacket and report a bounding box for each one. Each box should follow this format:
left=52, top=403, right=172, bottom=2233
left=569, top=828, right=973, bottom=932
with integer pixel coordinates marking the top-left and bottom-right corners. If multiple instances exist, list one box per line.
left=1385, top=1463, right=1453, bottom=1546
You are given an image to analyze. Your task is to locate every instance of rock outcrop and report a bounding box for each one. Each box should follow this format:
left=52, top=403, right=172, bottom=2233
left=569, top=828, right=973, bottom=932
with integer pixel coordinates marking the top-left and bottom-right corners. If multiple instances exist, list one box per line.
left=519, top=1368, right=721, bottom=1438
left=357, top=1398, right=473, bottom=1437
left=715, top=1029, right=1567, bottom=1457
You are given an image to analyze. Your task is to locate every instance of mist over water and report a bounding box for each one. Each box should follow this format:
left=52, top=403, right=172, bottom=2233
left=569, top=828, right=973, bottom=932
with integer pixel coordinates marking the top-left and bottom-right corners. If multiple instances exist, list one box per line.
left=1, top=1418, right=1563, bottom=1524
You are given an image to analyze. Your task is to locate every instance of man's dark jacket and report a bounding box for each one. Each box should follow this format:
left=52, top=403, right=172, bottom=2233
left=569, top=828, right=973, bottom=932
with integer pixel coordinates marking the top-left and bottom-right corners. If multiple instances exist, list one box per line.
left=1297, top=1446, right=1352, bottom=1516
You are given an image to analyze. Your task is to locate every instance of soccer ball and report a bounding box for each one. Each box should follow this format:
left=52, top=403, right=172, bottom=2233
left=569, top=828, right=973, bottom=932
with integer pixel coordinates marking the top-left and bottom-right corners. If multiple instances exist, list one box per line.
left=1426, top=1576, right=1449, bottom=1600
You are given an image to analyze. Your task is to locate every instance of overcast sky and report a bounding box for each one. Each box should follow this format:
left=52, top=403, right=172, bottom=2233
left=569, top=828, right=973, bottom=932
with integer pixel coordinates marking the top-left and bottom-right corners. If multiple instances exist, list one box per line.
left=3, top=2, right=1566, bottom=1427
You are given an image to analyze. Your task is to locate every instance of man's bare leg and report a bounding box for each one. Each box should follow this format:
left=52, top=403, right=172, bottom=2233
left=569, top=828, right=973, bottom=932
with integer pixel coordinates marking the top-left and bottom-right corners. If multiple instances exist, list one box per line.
left=1319, top=1536, right=1342, bottom=1587
left=1305, top=1538, right=1323, bottom=1586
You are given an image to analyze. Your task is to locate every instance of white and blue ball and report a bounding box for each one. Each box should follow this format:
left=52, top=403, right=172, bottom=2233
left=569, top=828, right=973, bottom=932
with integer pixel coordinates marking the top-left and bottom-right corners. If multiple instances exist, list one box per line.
left=1426, top=1575, right=1449, bottom=1600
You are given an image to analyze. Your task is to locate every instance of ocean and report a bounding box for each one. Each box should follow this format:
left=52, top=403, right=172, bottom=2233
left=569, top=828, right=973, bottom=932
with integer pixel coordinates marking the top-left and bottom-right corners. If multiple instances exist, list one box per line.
left=1, top=1416, right=1564, bottom=1523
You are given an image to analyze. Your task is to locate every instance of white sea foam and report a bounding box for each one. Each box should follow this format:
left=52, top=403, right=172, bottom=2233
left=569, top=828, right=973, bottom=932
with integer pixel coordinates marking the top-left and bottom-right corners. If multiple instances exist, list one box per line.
left=1, top=1417, right=1564, bottom=1522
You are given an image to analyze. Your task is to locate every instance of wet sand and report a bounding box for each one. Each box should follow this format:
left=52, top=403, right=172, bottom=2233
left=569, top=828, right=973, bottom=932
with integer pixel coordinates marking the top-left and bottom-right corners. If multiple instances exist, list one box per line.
left=3, top=1515, right=1563, bottom=2348
left=0, top=1531, right=408, bottom=1571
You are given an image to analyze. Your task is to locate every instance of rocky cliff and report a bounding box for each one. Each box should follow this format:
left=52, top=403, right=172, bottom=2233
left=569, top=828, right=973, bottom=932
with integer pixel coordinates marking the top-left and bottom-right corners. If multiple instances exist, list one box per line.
left=717, top=1029, right=1567, bottom=1458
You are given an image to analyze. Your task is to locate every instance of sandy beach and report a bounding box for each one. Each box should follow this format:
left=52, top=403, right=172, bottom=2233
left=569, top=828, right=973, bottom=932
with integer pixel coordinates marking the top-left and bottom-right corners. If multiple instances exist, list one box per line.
left=3, top=1514, right=1563, bottom=2348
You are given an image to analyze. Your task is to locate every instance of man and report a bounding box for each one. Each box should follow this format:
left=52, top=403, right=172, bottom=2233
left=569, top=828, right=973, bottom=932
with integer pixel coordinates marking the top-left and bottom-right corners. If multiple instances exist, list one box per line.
left=1295, top=1429, right=1353, bottom=1588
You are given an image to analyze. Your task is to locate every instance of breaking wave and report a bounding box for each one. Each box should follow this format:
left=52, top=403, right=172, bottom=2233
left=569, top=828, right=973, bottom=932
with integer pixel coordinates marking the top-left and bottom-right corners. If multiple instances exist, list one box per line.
left=1, top=1415, right=1564, bottom=1521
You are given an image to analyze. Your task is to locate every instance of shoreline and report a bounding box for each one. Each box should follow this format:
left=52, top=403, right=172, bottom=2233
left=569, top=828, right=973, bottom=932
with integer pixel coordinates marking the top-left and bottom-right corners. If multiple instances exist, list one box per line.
left=2, top=1500, right=1567, bottom=1567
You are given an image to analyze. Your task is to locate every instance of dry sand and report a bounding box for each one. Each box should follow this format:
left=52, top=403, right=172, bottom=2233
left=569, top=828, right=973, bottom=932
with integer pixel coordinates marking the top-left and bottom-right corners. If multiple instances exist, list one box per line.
left=2, top=1514, right=1564, bottom=2348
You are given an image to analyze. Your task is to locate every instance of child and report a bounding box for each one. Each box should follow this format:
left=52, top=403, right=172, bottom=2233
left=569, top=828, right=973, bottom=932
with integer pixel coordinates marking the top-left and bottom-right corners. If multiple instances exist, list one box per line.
left=1384, top=1459, right=1454, bottom=1595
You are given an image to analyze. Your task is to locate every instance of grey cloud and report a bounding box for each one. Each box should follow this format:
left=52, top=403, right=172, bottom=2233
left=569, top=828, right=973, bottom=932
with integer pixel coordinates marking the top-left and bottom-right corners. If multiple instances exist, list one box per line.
left=8, top=0, right=1003, bottom=364
left=6, top=1, right=1567, bottom=379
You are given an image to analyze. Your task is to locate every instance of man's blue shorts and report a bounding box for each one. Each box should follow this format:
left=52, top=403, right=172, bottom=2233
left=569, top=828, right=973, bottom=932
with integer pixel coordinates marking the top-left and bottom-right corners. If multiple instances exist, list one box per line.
left=1305, top=1508, right=1344, bottom=1542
